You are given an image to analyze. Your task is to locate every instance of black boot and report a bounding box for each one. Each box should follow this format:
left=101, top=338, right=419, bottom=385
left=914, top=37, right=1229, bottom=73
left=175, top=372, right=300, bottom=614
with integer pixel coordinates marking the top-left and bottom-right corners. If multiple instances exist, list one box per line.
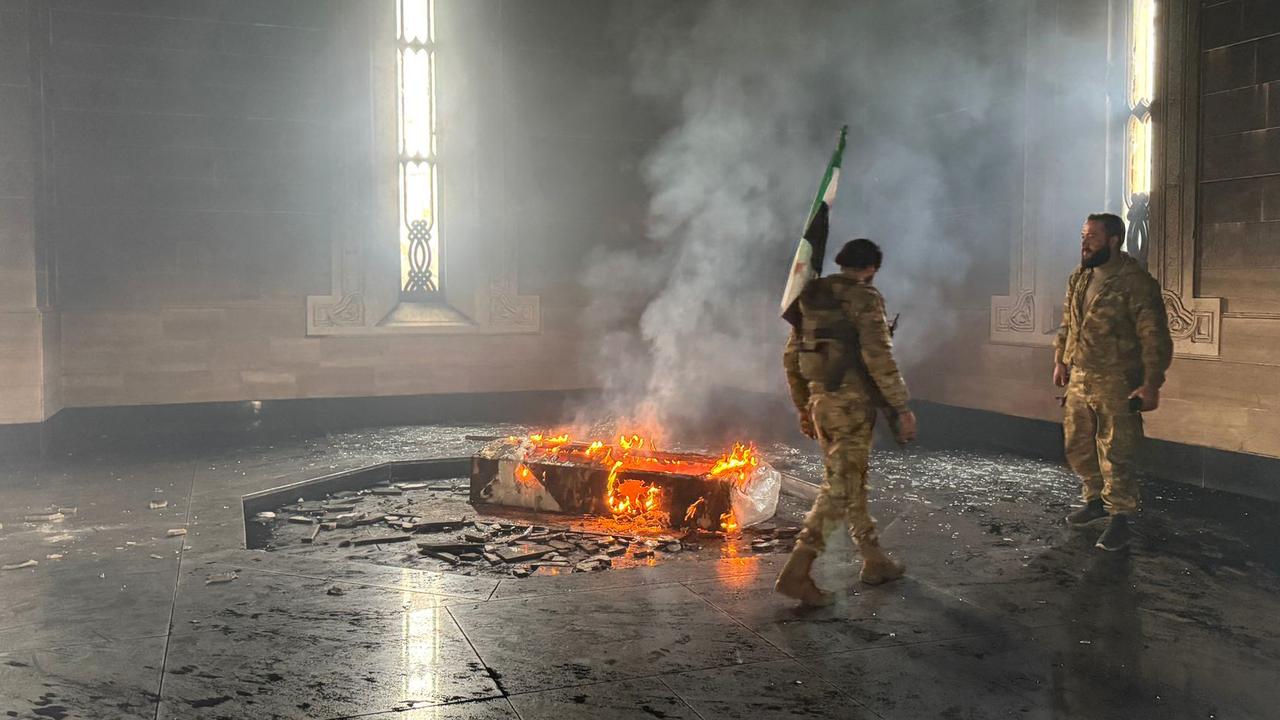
left=1066, top=499, right=1107, bottom=527
left=1095, top=514, right=1132, bottom=552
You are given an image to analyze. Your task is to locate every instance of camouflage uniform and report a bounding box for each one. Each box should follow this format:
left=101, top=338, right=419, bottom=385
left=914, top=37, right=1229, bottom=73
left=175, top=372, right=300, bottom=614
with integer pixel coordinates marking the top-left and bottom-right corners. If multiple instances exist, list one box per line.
left=1054, top=252, right=1172, bottom=515
left=784, top=276, right=910, bottom=554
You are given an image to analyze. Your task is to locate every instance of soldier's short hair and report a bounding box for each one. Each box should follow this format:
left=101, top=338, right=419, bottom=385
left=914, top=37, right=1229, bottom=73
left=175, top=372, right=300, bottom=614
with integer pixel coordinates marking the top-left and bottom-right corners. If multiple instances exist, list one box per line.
left=835, top=238, right=882, bottom=269
left=1087, top=213, right=1126, bottom=246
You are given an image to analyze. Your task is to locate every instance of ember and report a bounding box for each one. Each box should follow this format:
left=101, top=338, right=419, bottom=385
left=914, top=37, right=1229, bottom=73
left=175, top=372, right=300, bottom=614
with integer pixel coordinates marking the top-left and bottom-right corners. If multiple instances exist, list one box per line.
left=471, top=431, right=781, bottom=532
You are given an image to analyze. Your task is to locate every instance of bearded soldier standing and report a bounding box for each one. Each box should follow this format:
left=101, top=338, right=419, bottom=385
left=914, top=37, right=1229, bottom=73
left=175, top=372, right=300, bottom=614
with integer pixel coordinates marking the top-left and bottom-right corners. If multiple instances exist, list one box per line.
left=775, top=238, right=917, bottom=607
left=1054, top=213, right=1172, bottom=551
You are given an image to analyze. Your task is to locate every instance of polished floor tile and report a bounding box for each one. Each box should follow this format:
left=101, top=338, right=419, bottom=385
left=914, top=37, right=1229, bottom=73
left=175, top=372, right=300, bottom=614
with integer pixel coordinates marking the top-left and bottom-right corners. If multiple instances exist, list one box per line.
left=157, top=602, right=500, bottom=718
left=0, top=560, right=179, bottom=652
left=0, top=637, right=166, bottom=720
left=662, top=658, right=877, bottom=719
left=685, top=572, right=1011, bottom=657
left=0, top=429, right=1276, bottom=718
left=799, top=633, right=1055, bottom=720
left=354, top=698, right=519, bottom=719
left=449, top=583, right=786, bottom=693
left=508, top=677, right=698, bottom=720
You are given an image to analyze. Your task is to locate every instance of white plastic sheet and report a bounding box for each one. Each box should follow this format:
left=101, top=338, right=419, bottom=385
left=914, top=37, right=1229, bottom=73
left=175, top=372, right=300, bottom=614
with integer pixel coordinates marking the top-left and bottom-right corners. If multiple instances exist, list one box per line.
left=730, top=463, right=781, bottom=527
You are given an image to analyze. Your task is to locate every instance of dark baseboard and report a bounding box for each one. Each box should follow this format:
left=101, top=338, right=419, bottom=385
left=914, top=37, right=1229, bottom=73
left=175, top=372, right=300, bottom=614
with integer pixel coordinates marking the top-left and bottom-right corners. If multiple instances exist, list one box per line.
left=0, top=421, right=44, bottom=457
left=8, top=389, right=602, bottom=456
left=911, top=400, right=1280, bottom=503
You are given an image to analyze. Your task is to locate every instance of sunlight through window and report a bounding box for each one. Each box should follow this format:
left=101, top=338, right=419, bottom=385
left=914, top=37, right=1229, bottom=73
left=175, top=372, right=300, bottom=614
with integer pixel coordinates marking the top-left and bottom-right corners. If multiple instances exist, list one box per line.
left=1124, top=0, right=1155, bottom=262
left=398, top=0, right=441, bottom=297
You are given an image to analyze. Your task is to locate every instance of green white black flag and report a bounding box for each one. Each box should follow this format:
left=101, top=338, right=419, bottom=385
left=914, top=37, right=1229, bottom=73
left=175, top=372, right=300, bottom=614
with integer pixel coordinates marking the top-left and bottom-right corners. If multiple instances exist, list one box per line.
left=780, top=125, right=847, bottom=328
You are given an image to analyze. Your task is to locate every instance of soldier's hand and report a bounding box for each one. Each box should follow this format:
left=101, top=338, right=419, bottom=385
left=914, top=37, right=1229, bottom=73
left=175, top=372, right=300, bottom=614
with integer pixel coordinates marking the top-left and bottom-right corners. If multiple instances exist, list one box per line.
left=1053, top=362, right=1070, bottom=388
left=894, top=409, right=918, bottom=445
left=1128, top=384, right=1160, bottom=412
left=798, top=413, right=817, bottom=440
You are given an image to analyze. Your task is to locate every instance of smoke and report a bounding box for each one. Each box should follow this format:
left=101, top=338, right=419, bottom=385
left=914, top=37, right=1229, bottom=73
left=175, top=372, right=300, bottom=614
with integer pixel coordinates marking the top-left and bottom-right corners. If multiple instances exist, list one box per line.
left=579, top=0, right=1081, bottom=438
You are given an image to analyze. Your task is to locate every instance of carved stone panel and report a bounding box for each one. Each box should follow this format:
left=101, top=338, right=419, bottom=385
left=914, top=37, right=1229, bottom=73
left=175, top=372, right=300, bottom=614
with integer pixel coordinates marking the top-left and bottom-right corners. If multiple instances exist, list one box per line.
left=310, top=293, right=366, bottom=329
left=489, top=271, right=539, bottom=331
left=1162, top=290, right=1220, bottom=357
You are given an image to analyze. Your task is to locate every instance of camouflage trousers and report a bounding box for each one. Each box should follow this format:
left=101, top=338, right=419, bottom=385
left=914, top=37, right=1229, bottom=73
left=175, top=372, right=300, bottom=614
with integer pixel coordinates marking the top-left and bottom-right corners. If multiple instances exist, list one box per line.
left=1063, top=370, right=1143, bottom=515
left=795, top=389, right=879, bottom=555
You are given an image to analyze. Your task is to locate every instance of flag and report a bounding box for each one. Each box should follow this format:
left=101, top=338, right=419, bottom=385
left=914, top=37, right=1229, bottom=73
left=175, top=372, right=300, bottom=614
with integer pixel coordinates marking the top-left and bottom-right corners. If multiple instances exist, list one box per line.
left=780, top=125, right=847, bottom=328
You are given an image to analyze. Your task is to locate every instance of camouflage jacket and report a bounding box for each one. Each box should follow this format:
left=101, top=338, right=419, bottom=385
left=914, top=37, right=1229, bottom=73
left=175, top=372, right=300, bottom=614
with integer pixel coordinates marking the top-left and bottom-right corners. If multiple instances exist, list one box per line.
left=1054, top=252, right=1173, bottom=388
left=783, top=275, right=910, bottom=412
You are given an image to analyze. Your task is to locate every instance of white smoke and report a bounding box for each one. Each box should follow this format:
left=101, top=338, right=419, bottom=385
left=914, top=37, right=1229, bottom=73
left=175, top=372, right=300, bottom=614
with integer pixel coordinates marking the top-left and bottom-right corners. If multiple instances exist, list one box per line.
left=580, top=0, right=1091, bottom=438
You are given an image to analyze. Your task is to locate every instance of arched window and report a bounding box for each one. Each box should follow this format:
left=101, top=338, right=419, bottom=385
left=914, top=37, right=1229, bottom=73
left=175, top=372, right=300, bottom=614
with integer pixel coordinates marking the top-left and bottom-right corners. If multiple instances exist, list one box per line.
left=397, top=0, right=440, bottom=298
left=1124, top=0, right=1156, bottom=264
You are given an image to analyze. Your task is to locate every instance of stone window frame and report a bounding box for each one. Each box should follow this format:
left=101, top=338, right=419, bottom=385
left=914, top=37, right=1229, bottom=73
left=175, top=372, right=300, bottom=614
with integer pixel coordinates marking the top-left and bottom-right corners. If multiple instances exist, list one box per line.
left=991, top=0, right=1220, bottom=357
left=307, top=0, right=538, bottom=336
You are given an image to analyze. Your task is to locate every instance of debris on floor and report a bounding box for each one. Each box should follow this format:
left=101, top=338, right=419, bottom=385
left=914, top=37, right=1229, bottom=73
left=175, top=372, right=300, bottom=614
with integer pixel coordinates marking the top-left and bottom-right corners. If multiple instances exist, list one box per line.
left=250, top=478, right=798, bottom=578
left=167, top=528, right=188, bottom=537
left=149, top=500, right=169, bottom=510
left=205, top=572, right=238, bottom=585
left=2, top=560, right=38, bottom=571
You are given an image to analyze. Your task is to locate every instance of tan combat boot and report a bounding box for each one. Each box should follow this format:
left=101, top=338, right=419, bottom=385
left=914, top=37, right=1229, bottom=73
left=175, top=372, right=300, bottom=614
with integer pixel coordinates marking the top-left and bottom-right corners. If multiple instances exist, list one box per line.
left=774, top=546, right=835, bottom=607
left=859, top=540, right=905, bottom=586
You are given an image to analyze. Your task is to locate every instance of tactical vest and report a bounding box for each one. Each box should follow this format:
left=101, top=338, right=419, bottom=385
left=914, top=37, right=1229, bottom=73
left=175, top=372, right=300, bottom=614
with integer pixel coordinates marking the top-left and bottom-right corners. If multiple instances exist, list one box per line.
left=795, top=275, right=862, bottom=391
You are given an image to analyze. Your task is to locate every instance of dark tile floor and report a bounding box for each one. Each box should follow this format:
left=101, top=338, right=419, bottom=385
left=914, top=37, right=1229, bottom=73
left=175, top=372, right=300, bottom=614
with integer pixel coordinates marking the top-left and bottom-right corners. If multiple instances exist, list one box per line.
left=0, top=425, right=1277, bottom=719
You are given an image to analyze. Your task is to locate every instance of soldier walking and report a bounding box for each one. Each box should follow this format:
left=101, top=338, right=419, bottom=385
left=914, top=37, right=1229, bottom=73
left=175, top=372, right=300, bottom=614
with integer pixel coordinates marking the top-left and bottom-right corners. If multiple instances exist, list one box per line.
left=775, top=238, right=917, bottom=607
left=1054, top=213, right=1173, bottom=551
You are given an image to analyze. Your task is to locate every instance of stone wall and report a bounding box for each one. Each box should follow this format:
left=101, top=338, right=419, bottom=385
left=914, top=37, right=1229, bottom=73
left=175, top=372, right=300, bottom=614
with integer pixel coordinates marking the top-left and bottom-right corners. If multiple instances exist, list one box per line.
left=910, top=0, right=1280, bottom=461
left=0, top=0, right=54, bottom=424
left=1199, top=0, right=1280, bottom=314
left=26, top=0, right=658, bottom=410
left=1, top=0, right=1276, bottom=469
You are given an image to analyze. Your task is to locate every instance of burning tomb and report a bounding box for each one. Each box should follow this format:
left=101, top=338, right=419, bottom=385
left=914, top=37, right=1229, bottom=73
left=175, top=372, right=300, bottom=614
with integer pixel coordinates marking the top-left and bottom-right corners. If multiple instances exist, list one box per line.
left=471, top=433, right=781, bottom=531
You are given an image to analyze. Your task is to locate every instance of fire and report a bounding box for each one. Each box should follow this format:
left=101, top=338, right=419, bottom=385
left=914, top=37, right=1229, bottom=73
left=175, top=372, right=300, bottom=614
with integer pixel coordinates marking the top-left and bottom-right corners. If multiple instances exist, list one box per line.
left=512, top=430, right=761, bottom=532
left=514, top=464, right=541, bottom=488
left=719, top=510, right=738, bottom=534
left=618, top=433, right=645, bottom=451
left=709, top=442, right=760, bottom=487
left=683, top=497, right=706, bottom=524
left=605, top=460, right=663, bottom=520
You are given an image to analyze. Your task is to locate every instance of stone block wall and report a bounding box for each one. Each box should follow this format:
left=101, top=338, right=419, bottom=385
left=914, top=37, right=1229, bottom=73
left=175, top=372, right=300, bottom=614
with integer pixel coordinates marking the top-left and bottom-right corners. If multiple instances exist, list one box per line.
left=22, top=0, right=662, bottom=411
left=1199, top=0, right=1280, bottom=313
left=911, top=0, right=1280, bottom=461
left=0, top=0, right=54, bottom=424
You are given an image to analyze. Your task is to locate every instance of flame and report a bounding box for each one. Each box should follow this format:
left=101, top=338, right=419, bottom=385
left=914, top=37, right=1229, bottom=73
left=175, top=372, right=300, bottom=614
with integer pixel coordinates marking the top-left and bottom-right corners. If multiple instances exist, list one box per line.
left=515, top=464, right=540, bottom=488
left=719, top=510, right=739, bottom=534
left=709, top=442, right=759, bottom=487
left=605, top=460, right=662, bottom=518
left=509, top=430, right=761, bottom=529
left=683, top=497, right=706, bottom=524
left=617, top=434, right=646, bottom=451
